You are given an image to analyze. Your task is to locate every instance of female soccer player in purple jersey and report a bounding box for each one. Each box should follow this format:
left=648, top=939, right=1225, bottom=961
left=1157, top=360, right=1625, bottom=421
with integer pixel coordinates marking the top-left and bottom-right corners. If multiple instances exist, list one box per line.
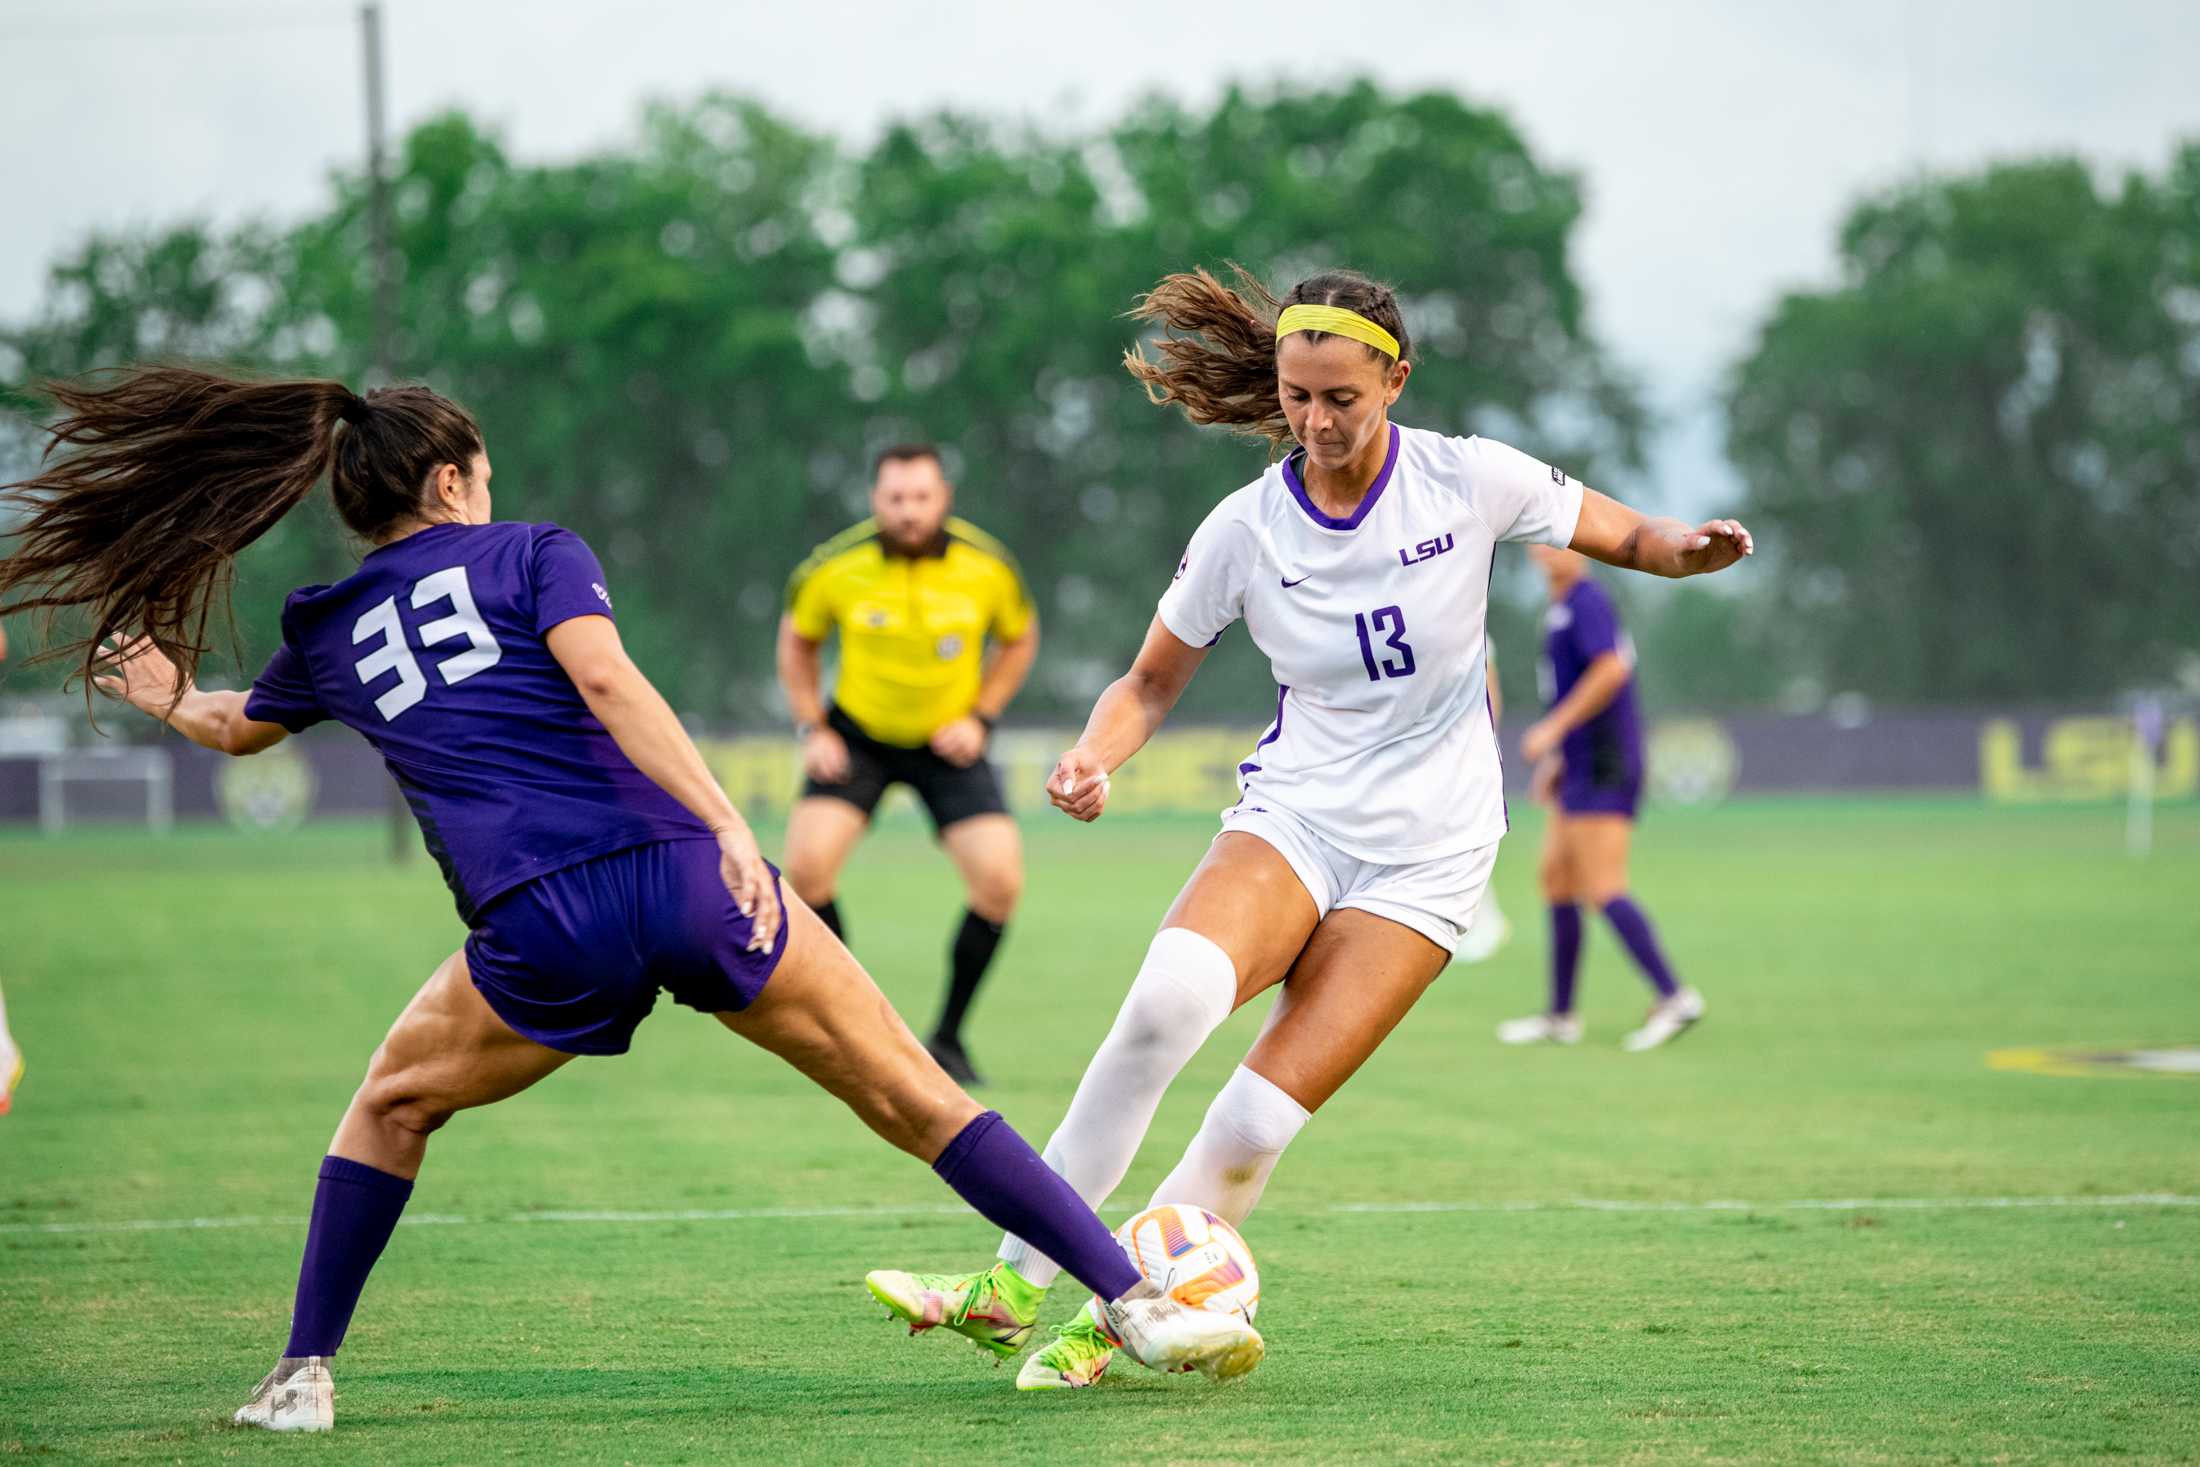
left=0, top=367, right=1260, bottom=1431
left=866, top=266, right=1752, bottom=1391
left=1497, top=545, right=1707, bottom=1051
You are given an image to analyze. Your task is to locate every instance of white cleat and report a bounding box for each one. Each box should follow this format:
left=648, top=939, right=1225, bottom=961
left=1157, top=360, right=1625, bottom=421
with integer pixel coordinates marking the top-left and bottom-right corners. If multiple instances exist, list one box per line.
left=1098, top=1280, right=1265, bottom=1382
left=233, top=1357, right=334, bottom=1432
left=1496, top=1012, right=1582, bottom=1046
left=1621, top=986, right=1706, bottom=1052
left=1454, top=902, right=1512, bottom=965
left=0, top=1040, right=22, bottom=1116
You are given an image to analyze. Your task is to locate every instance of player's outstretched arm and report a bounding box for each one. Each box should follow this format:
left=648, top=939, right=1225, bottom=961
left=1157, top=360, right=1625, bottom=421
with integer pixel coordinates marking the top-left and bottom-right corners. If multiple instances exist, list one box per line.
left=94, top=639, right=288, bottom=756
left=548, top=615, right=780, bottom=952
left=1048, top=616, right=1208, bottom=822
left=1570, top=488, right=1753, bottom=579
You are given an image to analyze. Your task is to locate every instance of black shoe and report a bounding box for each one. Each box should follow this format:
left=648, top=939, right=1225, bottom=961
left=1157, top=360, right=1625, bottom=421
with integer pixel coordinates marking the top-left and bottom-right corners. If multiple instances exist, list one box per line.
left=926, top=1034, right=985, bottom=1088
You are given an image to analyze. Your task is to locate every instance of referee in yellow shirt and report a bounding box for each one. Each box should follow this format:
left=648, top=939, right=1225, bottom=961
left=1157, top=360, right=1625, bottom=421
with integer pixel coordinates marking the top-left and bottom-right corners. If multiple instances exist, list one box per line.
left=776, top=444, right=1039, bottom=1085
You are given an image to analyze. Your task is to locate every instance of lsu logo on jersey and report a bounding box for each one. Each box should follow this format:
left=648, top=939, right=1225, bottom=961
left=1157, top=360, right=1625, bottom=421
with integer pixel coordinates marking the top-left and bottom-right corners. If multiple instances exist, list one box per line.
left=1398, top=533, right=1454, bottom=567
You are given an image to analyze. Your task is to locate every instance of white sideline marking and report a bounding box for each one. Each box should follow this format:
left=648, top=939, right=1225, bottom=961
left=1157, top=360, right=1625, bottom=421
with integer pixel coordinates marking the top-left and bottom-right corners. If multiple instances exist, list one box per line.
left=5, top=1194, right=2195, bottom=1238
left=512, top=1205, right=972, bottom=1224
left=1329, top=1194, right=2200, bottom=1214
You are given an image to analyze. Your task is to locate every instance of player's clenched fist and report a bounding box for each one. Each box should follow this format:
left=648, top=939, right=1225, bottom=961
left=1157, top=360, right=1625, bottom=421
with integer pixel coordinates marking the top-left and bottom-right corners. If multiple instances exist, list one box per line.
left=801, top=725, right=852, bottom=783
left=1048, top=747, right=1112, bottom=822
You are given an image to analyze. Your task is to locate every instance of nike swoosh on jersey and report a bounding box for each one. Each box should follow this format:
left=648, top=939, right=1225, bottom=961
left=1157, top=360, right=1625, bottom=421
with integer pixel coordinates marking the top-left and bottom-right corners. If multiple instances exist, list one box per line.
left=1280, top=574, right=1312, bottom=588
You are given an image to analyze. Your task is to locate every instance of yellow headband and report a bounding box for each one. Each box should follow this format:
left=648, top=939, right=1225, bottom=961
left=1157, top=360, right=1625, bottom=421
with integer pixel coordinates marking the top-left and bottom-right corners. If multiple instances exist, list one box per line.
left=1276, top=303, right=1400, bottom=360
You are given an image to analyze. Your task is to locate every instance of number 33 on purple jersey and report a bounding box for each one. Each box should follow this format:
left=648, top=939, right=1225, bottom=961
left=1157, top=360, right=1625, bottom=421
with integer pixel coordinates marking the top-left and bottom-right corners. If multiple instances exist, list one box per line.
left=352, top=565, right=505, bottom=721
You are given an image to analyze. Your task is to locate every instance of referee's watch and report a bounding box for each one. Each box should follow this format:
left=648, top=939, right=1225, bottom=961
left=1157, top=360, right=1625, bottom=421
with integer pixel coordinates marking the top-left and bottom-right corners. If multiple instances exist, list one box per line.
left=794, top=719, right=820, bottom=741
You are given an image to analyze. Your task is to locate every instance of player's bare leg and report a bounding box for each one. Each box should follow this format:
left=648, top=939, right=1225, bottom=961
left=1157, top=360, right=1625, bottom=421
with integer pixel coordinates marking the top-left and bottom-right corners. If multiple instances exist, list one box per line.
left=988, top=833, right=1315, bottom=1285
left=730, top=900, right=1262, bottom=1378
left=240, top=951, right=573, bottom=1431
left=1498, top=813, right=1587, bottom=1045
left=1237, top=909, right=1452, bottom=1113
left=781, top=795, right=871, bottom=944
left=1565, top=814, right=1703, bottom=1049
left=928, top=813, right=1024, bottom=1084
left=718, top=897, right=979, bottom=1160
left=1162, top=833, right=1330, bottom=1008
left=330, top=950, right=576, bottom=1178
left=877, top=833, right=1314, bottom=1363
left=1021, top=908, right=1448, bottom=1389
left=1564, top=813, right=1632, bottom=909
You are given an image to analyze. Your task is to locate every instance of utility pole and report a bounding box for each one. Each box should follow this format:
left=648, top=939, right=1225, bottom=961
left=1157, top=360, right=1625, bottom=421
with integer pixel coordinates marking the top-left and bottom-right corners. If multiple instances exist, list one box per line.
left=361, top=0, right=409, bottom=864
left=364, top=2, right=395, bottom=380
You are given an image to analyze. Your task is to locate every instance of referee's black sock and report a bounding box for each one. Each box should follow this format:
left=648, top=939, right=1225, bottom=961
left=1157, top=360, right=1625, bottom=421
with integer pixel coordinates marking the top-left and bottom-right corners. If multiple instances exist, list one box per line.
left=934, top=909, right=1007, bottom=1045
left=813, top=899, right=845, bottom=941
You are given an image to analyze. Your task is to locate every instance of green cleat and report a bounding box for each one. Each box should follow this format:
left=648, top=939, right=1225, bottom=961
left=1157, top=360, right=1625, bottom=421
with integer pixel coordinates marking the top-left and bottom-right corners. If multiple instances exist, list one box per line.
left=1016, top=1311, right=1116, bottom=1391
left=865, top=1262, right=1044, bottom=1361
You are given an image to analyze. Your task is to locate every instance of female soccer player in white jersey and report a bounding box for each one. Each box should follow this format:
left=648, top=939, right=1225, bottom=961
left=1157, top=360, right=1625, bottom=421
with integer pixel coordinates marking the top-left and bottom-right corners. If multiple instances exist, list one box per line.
left=866, top=266, right=1751, bottom=1390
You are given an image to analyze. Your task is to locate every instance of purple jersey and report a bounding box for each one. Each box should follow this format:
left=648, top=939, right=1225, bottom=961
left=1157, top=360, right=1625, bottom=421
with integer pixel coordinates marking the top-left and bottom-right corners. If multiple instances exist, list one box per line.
left=243, top=521, right=709, bottom=922
left=1540, top=576, right=1643, bottom=788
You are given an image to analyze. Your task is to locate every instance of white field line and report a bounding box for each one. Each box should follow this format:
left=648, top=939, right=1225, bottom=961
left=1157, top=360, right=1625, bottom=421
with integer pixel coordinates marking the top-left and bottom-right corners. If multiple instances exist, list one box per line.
left=5, top=1194, right=2196, bottom=1238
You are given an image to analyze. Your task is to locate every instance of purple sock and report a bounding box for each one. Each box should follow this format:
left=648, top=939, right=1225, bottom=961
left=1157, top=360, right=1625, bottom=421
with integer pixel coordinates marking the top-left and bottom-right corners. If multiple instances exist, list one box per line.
left=1549, top=904, right=1583, bottom=1014
left=1602, top=896, right=1680, bottom=1000
left=932, top=1111, right=1139, bottom=1301
left=283, top=1155, right=413, bottom=1357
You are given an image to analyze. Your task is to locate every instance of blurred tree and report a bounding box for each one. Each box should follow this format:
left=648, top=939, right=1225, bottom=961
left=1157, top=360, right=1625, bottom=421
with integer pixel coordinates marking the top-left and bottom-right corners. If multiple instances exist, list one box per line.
left=5, top=82, right=1643, bottom=721
left=271, top=102, right=849, bottom=713
left=4, top=104, right=849, bottom=705
left=1728, top=150, right=2200, bottom=703
left=0, top=223, right=329, bottom=678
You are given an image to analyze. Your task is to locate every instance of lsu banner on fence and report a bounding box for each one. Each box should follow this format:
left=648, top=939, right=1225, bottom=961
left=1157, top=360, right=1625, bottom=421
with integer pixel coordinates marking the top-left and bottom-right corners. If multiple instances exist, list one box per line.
left=695, top=710, right=2196, bottom=819
left=0, top=708, right=2191, bottom=826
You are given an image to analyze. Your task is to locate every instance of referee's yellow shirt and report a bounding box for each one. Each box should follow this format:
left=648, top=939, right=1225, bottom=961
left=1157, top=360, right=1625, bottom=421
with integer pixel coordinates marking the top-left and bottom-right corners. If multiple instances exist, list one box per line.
left=786, top=517, right=1036, bottom=748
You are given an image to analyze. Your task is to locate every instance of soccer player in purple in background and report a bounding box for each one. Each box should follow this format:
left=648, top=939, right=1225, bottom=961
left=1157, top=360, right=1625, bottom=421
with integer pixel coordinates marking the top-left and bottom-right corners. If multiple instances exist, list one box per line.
left=1496, top=544, right=1707, bottom=1051
left=0, top=367, right=1262, bottom=1432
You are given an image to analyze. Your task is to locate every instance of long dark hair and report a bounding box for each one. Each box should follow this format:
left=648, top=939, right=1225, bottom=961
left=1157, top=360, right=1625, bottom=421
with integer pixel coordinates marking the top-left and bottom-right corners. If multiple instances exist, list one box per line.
left=1123, top=265, right=1411, bottom=448
left=0, top=365, right=483, bottom=693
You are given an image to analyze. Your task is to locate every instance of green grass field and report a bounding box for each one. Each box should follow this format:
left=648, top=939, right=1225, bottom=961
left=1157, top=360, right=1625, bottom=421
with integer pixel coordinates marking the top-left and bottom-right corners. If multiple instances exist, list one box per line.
left=5, top=799, right=2198, bottom=1464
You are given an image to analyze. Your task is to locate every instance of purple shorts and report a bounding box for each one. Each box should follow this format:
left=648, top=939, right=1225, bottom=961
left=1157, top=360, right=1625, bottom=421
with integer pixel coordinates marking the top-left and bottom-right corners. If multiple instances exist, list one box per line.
left=465, top=837, right=788, bottom=1055
left=1559, top=774, right=1641, bottom=820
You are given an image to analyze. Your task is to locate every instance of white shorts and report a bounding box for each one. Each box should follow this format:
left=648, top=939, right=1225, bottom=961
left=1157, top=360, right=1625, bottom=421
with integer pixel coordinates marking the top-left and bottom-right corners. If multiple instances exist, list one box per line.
left=1217, top=802, right=1499, bottom=955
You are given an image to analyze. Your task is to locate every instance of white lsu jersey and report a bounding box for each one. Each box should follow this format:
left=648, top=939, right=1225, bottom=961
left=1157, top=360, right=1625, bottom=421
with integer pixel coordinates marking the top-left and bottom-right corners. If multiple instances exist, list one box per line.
left=1157, top=423, right=1583, bottom=863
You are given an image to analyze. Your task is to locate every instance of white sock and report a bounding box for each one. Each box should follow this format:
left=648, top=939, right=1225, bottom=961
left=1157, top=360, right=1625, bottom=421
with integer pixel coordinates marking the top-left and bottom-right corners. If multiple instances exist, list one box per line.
left=0, top=979, right=13, bottom=1055
left=1148, top=1065, right=1310, bottom=1226
left=997, top=928, right=1236, bottom=1287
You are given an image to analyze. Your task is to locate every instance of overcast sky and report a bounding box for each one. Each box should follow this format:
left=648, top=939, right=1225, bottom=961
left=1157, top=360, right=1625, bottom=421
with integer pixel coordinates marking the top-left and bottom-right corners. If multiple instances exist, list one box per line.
left=3, top=0, right=2195, bottom=511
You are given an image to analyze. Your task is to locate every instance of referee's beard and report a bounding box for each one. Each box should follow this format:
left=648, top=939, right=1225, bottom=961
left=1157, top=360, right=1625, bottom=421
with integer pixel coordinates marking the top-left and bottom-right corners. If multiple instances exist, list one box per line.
left=880, top=519, right=946, bottom=556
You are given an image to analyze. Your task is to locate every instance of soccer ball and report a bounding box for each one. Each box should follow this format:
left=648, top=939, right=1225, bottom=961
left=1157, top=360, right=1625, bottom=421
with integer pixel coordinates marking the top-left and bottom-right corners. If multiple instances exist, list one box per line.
left=1113, top=1202, right=1260, bottom=1322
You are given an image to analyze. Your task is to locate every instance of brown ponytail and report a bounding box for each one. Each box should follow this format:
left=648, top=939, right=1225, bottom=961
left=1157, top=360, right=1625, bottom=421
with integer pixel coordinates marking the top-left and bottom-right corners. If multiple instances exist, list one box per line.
left=0, top=365, right=483, bottom=694
left=1123, top=265, right=1412, bottom=449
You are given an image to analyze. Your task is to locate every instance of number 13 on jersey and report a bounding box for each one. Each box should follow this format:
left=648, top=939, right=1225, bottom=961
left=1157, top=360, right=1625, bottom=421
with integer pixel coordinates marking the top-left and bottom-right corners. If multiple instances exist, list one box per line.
left=352, top=565, right=504, bottom=720
left=1354, top=606, right=1415, bottom=681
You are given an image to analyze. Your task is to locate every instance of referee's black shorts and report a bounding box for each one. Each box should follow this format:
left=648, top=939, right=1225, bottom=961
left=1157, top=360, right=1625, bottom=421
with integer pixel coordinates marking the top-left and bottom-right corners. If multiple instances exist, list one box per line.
left=801, top=705, right=1009, bottom=833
